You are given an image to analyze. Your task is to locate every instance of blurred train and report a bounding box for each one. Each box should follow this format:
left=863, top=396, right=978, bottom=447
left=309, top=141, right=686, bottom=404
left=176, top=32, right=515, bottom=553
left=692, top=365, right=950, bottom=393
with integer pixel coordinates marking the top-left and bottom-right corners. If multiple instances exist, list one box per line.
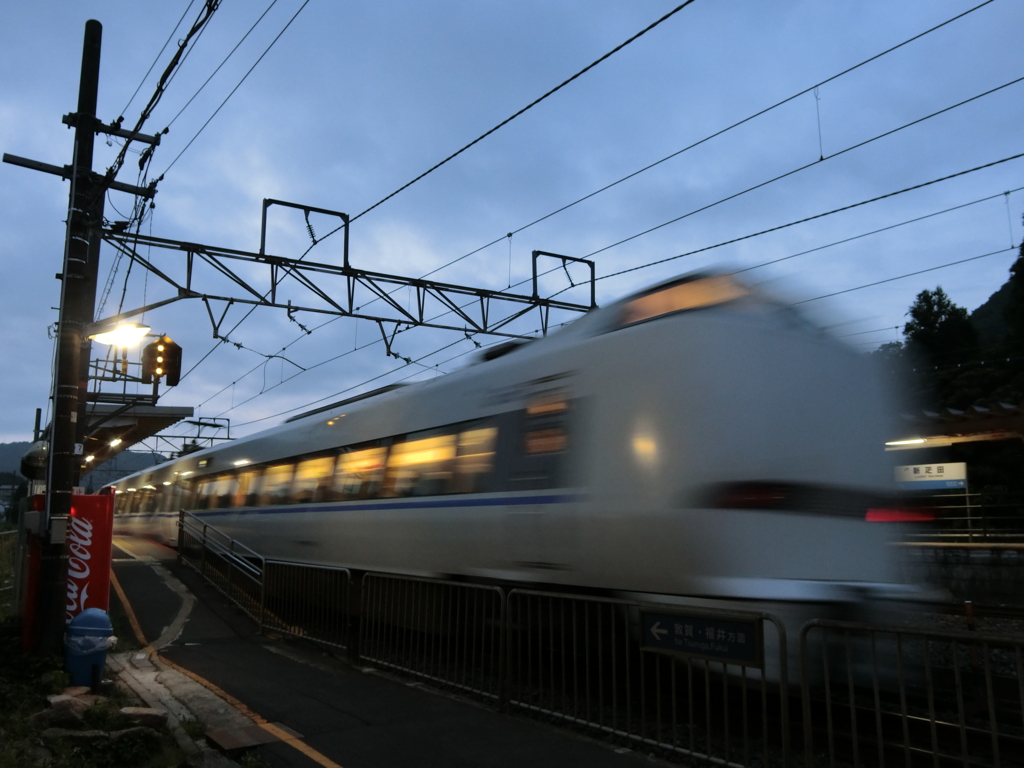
left=109, top=272, right=927, bottom=629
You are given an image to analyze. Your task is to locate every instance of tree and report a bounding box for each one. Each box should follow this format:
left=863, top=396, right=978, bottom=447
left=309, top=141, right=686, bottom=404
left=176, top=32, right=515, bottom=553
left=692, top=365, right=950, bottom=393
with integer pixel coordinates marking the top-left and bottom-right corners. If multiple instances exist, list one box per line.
left=903, top=286, right=978, bottom=367
left=1004, top=214, right=1024, bottom=348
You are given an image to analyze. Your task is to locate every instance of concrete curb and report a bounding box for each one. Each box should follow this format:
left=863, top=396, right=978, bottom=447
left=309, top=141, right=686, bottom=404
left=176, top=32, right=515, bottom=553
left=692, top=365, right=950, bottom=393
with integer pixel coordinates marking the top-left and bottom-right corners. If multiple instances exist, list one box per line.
left=108, top=648, right=256, bottom=760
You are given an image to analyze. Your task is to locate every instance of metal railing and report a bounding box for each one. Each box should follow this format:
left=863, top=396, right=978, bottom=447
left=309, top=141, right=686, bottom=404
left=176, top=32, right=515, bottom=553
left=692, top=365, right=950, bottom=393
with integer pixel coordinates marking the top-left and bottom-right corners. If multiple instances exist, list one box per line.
left=0, top=530, right=17, bottom=620
left=506, top=589, right=790, bottom=766
left=178, top=510, right=265, bottom=622
left=173, top=513, right=1024, bottom=768
left=262, top=560, right=351, bottom=649
left=904, top=492, right=1024, bottom=545
left=800, top=619, right=1024, bottom=768
left=359, top=573, right=506, bottom=701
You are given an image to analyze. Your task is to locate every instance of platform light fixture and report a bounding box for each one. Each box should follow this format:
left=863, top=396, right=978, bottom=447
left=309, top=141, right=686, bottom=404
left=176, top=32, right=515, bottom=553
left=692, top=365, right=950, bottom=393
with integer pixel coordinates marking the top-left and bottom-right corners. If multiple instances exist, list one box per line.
left=885, top=438, right=927, bottom=446
left=109, top=438, right=123, bottom=447
left=88, top=322, right=151, bottom=346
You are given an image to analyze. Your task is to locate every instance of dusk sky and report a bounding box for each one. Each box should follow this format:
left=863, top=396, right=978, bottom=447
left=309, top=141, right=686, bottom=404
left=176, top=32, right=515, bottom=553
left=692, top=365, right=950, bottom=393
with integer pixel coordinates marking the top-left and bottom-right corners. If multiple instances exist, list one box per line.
left=1, top=0, right=1021, bottom=448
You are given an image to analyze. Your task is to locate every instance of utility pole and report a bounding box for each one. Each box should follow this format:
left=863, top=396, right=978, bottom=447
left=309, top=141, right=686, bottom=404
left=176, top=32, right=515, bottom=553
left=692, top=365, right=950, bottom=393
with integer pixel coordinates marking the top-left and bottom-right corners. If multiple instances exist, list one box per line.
left=49, top=19, right=104, bottom=527
left=22, top=19, right=106, bottom=652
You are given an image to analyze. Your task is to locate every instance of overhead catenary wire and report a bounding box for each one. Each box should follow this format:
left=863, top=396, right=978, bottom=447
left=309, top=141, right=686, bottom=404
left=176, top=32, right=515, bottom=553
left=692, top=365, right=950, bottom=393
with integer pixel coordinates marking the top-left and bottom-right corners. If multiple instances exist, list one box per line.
left=104, top=0, right=221, bottom=188
left=169, top=1, right=1011, bottom=415
left=175, top=65, right=1021, bottom=389
left=188, top=180, right=1023, bottom=419
left=581, top=76, right=1024, bottom=264
left=157, top=0, right=312, bottom=178
left=342, top=0, right=1002, bottom=286
left=593, top=152, right=1024, bottom=282
left=795, top=247, right=1018, bottom=305
left=344, top=0, right=700, bottom=227
left=118, top=0, right=198, bottom=119
left=165, top=0, right=283, bottom=129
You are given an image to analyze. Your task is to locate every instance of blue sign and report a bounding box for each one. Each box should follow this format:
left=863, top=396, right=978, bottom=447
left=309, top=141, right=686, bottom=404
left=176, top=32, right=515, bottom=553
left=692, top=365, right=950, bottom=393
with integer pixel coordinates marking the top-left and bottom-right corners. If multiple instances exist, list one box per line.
left=899, top=478, right=966, bottom=490
left=640, top=611, right=762, bottom=668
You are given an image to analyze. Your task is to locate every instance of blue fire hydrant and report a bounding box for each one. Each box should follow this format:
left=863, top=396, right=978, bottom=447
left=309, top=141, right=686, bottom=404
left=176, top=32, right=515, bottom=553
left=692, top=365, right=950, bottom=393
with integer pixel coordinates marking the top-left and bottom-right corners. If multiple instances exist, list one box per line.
left=64, top=608, right=116, bottom=689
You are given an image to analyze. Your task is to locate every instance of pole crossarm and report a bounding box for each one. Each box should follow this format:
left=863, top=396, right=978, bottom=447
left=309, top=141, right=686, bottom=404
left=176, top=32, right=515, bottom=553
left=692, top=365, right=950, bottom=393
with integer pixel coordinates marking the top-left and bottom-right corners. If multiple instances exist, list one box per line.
left=100, top=227, right=596, bottom=340
left=2, top=153, right=156, bottom=198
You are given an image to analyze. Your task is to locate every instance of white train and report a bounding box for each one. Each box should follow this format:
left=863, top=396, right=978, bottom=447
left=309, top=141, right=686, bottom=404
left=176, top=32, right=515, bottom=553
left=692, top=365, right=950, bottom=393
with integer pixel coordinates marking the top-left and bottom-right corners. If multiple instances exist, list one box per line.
left=110, top=272, right=925, bottom=624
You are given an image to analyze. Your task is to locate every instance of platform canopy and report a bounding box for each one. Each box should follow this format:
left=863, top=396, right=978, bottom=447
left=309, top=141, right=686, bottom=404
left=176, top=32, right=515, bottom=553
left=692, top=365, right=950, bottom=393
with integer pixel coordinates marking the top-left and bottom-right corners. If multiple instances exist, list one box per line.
left=888, top=400, right=1024, bottom=450
left=81, top=403, right=194, bottom=473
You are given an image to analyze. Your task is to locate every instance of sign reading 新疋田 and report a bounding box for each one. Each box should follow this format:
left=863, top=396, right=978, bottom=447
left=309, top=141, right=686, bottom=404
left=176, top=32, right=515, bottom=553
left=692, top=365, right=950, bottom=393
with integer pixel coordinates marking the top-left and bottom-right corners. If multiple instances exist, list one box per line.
left=895, top=462, right=967, bottom=490
left=640, top=611, right=763, bottom=668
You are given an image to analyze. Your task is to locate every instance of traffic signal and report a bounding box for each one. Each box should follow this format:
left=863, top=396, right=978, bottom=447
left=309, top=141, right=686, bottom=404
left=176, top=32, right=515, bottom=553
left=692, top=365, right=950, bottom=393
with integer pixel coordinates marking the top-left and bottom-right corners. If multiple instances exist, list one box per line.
left=141, top=336, right=183, bottom=386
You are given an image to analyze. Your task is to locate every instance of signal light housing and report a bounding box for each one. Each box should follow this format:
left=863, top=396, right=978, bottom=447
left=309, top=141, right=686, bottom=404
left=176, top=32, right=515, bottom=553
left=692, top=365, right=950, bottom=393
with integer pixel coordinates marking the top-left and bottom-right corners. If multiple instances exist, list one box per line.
left=141, top=335, right=183, bottom=386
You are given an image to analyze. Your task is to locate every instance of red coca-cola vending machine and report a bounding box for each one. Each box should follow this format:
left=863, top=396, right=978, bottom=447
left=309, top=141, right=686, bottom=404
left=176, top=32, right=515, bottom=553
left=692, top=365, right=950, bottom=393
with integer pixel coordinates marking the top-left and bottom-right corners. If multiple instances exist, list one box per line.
left=65, top=494, right=114, bottom=622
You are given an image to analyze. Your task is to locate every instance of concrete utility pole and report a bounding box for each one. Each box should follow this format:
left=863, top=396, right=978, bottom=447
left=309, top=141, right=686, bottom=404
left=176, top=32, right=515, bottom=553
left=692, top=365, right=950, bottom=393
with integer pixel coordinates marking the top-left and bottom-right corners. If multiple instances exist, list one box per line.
left=49, top=19, right=105, bottom=525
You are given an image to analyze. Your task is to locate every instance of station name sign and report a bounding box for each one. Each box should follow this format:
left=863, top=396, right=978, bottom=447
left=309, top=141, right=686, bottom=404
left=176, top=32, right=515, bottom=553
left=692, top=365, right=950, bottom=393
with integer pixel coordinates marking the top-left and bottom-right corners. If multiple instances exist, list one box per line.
left=895, top=462, right=967, bottom=490
left=640, top=610, right=763, bottom=668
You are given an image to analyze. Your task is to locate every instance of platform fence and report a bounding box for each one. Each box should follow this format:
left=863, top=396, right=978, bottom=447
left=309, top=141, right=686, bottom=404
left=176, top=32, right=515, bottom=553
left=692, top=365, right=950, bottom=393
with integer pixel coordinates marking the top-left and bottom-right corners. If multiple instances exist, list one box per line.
left=174, top=512, right=1024, bottom=768
left=800, top=619, right=1024, bottom=768
left=177, top=510, right=264, bottom=622
left=359, top=573, right=505, bottom=701
left=262, top=561, right=351, bottom=650
left=506, top=589, right=791, bottom=767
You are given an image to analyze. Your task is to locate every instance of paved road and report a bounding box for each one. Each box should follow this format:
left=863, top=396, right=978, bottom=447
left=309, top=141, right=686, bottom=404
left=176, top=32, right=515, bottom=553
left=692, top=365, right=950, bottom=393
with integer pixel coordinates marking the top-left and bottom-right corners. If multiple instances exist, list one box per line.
left=112, top=536, right=661, bottom=768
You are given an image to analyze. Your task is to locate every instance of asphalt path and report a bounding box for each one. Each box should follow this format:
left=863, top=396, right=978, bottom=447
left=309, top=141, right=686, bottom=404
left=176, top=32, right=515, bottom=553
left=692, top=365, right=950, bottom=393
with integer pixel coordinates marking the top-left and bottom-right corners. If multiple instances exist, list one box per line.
left=112, top=536, right=659, bottom=768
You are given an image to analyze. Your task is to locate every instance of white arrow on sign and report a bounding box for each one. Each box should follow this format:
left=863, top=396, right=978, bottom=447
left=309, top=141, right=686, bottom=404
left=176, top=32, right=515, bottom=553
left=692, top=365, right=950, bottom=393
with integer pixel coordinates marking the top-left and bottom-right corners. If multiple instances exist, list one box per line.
left=650, top=621, right=667, bottom=641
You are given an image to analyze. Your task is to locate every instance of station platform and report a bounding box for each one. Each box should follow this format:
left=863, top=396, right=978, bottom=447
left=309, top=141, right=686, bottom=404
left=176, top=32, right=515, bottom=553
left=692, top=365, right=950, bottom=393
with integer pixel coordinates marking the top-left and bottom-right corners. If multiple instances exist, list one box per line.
left=110, top=536, right=660, bottom=768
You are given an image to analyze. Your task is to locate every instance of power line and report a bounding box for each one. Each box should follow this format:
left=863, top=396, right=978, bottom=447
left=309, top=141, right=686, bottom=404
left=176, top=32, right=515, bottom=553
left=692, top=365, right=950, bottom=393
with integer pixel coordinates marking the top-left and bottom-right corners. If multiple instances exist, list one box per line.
left=594, top=152, right=1024, bottom=282
left=345, top=0, right=700, bottom=226
left=173, top=2, right=1012, bottom=407
left=230, top=336, right=474, bottom=428
left=157, top=0, right=311, bottom=178
left=839, top=326, right=900, bottom=339
left=375, top=0, right=1002, bottom=285
left=165, top=0, right=283, bottom=129
left=733, top=186, right=1024, bottom=276
left=104, top=1, right=220, bottom=187
left=176, top=0, right=1003, bottom=390
left=582, top=76, right=1024, bottom=263
left=213, top=182, right=1018, bottom=417
left=118, top=0, right=198, bottom=119
left=795, top=247, right=1017, bottom=304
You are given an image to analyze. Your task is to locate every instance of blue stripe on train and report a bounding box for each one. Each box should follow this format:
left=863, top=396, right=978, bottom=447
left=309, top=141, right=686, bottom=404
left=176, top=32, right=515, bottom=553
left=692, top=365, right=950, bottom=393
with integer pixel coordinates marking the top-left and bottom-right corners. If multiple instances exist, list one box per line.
left=137, top=492, right=581, bottom=519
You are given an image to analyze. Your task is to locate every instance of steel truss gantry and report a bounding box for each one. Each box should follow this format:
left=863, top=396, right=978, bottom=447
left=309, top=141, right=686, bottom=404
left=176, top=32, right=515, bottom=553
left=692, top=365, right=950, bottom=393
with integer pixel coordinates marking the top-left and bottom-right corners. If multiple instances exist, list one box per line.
left=99, top=198, right=597, bottom=357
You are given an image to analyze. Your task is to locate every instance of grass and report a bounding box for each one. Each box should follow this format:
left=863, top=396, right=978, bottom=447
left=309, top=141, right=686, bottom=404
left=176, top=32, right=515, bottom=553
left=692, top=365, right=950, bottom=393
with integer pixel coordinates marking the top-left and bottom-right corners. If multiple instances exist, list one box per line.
left=0, top=617, right=185, bottom=768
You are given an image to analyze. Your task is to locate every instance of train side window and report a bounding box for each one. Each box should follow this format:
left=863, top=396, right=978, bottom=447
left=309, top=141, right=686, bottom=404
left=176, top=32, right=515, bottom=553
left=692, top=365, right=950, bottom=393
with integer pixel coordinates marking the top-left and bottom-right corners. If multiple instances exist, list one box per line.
left=211, top=475, right=237, bottom=510
left=292, top=455, right=336, bottom=504
left=382, top=432, right=457, bottom=498
left=138, top=488, right=155, bottom=514
left=232, top=469, right=260, bottom=508
left=334, top=446, right=387, bottom=500
left=165, top=482, right=184, bottom=513
left=453, top=426, right=498, bottom=494
left=510, top=392, right=571, bottom=489
left=258, top=463, right=295, bottom=506
left=194, top=478, right=216, bottom=510
left=155, top=485, right=169, bottom=513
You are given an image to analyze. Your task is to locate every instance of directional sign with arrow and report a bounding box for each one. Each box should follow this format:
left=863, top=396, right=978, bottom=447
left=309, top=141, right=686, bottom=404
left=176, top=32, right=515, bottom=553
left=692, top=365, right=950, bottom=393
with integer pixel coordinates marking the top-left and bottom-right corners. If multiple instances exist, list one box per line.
left=640, top=611, right=763, bottom=668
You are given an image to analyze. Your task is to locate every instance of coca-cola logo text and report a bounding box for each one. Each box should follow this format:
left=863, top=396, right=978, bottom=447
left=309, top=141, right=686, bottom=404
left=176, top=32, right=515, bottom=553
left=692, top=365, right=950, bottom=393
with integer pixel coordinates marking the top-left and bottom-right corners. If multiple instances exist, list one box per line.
left=65, top=515, right=94, bottom=622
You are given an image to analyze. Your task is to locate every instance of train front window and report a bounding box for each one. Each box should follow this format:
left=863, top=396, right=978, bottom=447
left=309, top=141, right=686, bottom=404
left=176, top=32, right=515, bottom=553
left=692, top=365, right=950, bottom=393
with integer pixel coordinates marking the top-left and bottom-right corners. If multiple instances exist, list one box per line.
left=383, top=433, right=457, bottom=497
left=619, top=274, right=748, bottom=328
left=334, top=447, right=386, bottom=499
